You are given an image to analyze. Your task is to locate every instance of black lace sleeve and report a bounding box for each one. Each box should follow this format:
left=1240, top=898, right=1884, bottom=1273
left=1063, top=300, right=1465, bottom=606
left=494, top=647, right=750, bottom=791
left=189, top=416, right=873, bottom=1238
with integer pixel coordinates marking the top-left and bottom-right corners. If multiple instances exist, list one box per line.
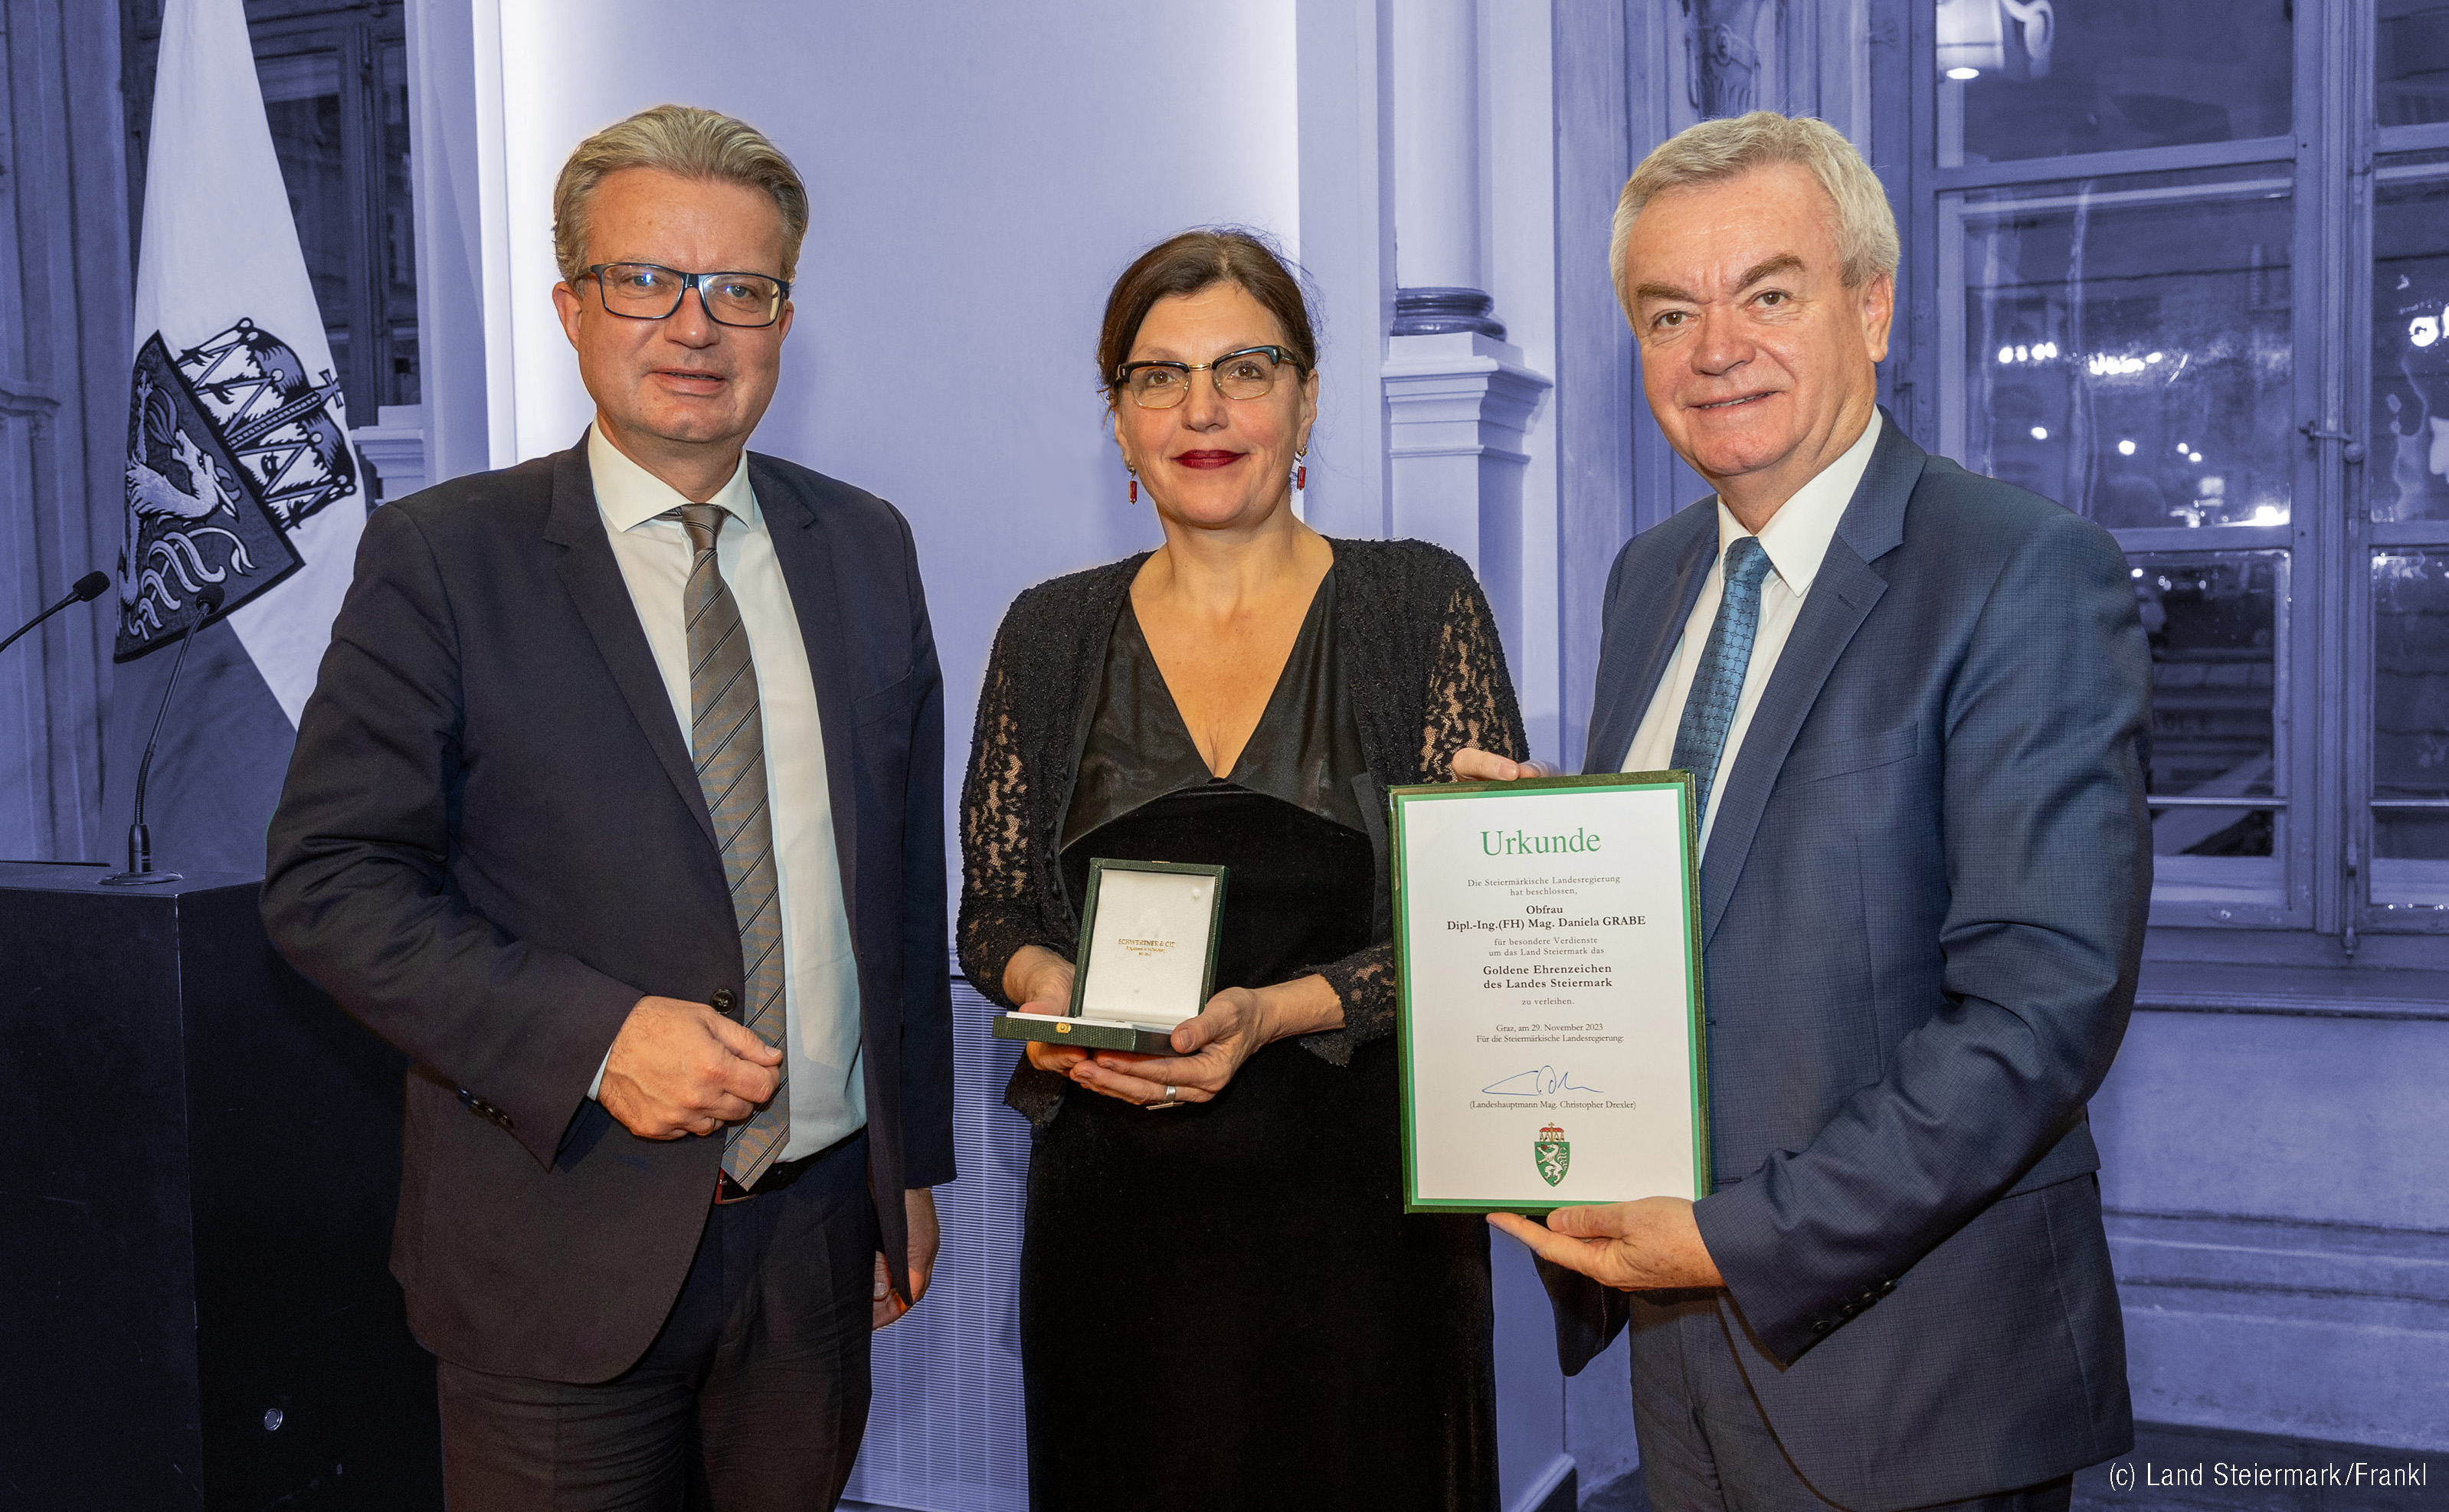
left=955, top=608, right=1073, bottom=1011
left=1416, top=568, right=1532, bottom=782
left=1298, top=560, right=1528, bottom=1064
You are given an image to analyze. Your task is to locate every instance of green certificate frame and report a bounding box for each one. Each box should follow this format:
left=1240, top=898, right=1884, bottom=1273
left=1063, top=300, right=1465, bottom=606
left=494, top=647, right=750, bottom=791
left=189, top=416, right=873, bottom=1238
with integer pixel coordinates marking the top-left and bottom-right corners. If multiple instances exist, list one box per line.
left=990, top=857, right=1229, bottom=1055
left=1389, top=771, right=1709, bottom=1214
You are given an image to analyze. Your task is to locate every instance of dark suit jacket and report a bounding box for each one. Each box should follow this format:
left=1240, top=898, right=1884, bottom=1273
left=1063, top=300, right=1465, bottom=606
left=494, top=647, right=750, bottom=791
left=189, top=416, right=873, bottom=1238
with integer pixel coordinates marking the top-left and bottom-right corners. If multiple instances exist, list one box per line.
left=1549, top=414, right=2150, bottom=1507
left=263, top=436, right=955, bottom=1383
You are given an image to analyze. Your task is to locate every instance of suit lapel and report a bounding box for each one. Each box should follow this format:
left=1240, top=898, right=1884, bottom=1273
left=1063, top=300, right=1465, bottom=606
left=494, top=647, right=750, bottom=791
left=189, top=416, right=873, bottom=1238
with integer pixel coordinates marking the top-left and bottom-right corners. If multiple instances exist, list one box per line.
left=754, top=457, right=862, bottom=920
left=1698, top=414, right=1924, bottom=947
left=542, top=438, right=719, bottom=850
left=1583, top=504, right=1717, bottom=774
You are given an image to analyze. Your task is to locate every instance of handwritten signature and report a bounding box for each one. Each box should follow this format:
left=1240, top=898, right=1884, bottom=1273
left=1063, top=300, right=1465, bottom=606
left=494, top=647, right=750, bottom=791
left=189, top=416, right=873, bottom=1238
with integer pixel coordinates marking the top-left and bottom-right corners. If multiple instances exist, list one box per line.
left=1479, top=1064, right=1606, bottom=1097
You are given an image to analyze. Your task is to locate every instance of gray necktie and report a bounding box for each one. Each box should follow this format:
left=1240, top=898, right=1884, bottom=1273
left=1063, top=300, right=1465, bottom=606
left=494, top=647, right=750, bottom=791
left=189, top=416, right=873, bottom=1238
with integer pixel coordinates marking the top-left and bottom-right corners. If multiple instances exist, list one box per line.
left=677, top=502, right=788, bottom=1186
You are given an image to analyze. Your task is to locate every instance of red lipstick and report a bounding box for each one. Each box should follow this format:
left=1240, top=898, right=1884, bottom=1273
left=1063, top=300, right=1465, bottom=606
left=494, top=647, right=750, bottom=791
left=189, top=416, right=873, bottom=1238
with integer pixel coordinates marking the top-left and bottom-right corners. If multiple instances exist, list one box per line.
left=1174, top=450, right=1244, bottom=470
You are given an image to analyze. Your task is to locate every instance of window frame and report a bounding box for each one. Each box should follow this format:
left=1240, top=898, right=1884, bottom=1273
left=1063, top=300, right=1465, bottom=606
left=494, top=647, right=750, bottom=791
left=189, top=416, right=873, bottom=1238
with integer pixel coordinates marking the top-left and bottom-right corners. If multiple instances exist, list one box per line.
left=2352, top=118, right=2449, bottom=942
left=121, top=0, right=415, bottom=423
left=1891, top=0, right=2449, bottom=951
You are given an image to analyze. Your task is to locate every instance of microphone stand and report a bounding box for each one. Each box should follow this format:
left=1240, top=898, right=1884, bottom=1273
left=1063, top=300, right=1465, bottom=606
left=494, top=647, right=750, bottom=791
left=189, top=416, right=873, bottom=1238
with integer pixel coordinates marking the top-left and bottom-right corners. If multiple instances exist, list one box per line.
left=102, top=585, right=224, bottom=888
left=0, top=571, right=110, bottom=657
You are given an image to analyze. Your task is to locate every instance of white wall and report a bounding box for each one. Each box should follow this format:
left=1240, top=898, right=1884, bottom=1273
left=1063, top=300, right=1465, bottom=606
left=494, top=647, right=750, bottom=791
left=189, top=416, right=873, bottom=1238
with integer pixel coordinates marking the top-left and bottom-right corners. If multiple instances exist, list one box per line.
left=478, top=0, right=1305, bottom=773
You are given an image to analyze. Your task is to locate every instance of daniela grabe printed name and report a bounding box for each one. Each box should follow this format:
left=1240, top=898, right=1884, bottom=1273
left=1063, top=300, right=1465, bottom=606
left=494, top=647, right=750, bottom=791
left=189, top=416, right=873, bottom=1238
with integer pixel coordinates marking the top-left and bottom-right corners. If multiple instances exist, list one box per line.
left=1480, top=825, right=1603, bottom=856
left=1445, top=905, right=1646, bottom=934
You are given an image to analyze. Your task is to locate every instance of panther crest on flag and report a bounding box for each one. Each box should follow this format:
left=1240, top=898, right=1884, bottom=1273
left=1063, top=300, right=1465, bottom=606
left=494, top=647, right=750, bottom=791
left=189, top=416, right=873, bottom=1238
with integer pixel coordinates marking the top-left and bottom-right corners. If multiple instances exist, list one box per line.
left=115, top=319, right=355, bottom=661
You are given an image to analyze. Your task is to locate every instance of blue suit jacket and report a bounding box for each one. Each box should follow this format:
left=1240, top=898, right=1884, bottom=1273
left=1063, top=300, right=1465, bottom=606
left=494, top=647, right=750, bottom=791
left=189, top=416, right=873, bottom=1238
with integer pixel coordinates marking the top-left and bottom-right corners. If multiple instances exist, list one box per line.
left=1547, top=415, right=2149, bottom=1507
left=264, top=438, right=955, bottom=1383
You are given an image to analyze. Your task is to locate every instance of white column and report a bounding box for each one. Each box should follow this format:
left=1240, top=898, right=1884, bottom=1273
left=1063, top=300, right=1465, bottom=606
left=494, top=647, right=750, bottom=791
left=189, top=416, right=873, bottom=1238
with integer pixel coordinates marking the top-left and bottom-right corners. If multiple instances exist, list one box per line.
left=352, top=404, right=431, bottom=503
left=1382, top=0, right=1551, bottom=679
left=404, top=0, right=492, bottom=485
left=1391, top=0, right=1501, bottom=336
left=1382, top=335, right=1549, bottom=617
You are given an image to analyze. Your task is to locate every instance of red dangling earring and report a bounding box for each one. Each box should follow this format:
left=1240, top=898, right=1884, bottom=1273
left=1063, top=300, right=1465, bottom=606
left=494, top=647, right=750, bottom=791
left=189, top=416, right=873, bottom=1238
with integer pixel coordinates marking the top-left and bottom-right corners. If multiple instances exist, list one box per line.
left=1295, top=446, right=1308, bottom=493
left=1128, top=472, right=1138, bottom=504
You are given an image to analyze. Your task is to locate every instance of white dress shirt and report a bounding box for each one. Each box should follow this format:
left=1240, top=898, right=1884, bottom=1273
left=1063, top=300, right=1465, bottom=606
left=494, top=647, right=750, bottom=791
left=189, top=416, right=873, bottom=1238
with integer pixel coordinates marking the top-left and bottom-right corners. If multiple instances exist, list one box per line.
left=1622, top=411, right=1883, bottom=850
left=587, top=424, right=864, bottom=1160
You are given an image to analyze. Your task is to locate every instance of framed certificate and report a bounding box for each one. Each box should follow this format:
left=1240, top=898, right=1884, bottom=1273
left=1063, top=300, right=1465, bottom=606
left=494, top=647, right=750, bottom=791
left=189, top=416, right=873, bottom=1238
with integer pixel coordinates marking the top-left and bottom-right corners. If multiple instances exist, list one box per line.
left=991, top=859, right=1229, bottom=1055
left=1390, top=771, right=1708, bottom=1213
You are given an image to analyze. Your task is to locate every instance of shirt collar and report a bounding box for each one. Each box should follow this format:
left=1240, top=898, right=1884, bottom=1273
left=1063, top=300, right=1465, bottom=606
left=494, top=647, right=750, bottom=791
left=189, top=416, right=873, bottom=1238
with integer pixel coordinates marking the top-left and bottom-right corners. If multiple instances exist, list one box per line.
left=1713, top=407, right=1881, bottom=597
left=586, top=424, right=760, bottom=535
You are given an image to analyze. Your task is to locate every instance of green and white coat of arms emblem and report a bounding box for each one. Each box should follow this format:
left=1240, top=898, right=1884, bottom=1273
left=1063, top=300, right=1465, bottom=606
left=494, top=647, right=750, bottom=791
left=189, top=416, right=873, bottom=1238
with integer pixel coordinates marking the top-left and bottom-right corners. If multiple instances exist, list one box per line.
left=1534, top=1124, right=1570, bottom=1187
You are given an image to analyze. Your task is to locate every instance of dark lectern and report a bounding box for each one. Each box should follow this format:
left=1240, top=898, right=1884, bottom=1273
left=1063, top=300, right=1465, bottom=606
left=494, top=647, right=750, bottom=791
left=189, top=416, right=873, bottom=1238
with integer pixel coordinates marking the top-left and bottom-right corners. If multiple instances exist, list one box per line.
left=0, top=862, right=441, bottom=1509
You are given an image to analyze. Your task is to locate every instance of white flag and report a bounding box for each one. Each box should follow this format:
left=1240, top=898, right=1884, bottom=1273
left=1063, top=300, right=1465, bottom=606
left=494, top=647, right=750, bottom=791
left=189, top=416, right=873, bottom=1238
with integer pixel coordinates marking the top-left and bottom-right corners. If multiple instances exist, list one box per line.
left=118, top=0, right=363, bottom=727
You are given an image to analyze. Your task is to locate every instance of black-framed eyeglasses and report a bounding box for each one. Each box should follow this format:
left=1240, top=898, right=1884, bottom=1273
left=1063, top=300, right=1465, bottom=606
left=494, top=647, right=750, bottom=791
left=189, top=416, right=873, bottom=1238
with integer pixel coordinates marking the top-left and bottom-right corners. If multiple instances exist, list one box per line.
left=581, top=263, right=792, bottom=328
left=1114, top=345, right=1305, bottom=409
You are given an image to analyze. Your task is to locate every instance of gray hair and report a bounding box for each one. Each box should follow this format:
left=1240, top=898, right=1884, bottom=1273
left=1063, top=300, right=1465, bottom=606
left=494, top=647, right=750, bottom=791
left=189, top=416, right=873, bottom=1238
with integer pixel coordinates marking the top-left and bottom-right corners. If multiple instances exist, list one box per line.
left=1609, top=112, right=1900, bottom=319
left=552, top=104, right=809, bottom=286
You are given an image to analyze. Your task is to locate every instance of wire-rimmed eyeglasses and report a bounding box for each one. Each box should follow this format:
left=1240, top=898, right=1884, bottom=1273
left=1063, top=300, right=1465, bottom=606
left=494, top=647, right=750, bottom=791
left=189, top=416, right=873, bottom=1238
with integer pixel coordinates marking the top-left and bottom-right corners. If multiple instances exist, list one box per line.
left=1115, top=345, right=1305, bottom=409
left=581, top=263, right=792, bottom=329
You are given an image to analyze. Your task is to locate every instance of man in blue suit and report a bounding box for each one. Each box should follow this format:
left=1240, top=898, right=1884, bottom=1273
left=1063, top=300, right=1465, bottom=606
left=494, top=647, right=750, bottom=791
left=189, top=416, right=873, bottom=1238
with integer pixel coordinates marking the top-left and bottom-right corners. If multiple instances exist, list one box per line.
left=1464, top=113, right=2151, bottom=1510
left=265, top=106, right=951, bottom=1507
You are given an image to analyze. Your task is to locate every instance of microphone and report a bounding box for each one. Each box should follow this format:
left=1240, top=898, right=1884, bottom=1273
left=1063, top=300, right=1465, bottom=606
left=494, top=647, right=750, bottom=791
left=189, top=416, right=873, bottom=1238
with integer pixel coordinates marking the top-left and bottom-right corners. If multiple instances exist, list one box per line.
left=0, top=571, right=110, bottom=657
left=102, top=584, right=225, bottom=888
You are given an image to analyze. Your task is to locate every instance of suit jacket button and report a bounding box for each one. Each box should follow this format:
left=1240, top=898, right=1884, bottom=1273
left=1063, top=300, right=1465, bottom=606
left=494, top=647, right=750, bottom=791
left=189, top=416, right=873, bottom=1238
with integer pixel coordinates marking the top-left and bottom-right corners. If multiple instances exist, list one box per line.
left=711, top=987, right=738, bottom=1014
left=1879, top=1279, right=1897, bottom=1296
left=457, top=1088, right=475, bottom=1107
left=1812, top=1318, right=1832, bottom=1334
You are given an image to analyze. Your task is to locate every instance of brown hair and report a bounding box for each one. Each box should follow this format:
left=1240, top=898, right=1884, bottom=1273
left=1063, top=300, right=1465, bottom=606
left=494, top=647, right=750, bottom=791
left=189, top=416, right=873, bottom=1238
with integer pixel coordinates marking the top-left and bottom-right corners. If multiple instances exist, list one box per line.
left=552, top=104, right=810, bottom=286
left=1096, top=228, right=1319, bottom=405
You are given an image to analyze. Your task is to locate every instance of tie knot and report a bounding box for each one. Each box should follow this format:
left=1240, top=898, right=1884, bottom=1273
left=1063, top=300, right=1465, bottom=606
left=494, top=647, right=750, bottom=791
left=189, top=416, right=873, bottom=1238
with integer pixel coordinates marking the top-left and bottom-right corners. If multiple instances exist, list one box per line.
left=1724, top=535, right=1773, bottom=596
left=676, top=502, right=726, bottom=555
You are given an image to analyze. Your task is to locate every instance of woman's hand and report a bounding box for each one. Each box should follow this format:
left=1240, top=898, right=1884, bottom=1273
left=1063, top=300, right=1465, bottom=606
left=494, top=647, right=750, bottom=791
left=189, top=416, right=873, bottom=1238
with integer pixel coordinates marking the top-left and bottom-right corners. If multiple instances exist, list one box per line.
left=1004, top=946, right=1087, bottom=1076
left=1450, top=747, right=1557, bottom=783
left=1068, top=974, right=1343, bottom=1108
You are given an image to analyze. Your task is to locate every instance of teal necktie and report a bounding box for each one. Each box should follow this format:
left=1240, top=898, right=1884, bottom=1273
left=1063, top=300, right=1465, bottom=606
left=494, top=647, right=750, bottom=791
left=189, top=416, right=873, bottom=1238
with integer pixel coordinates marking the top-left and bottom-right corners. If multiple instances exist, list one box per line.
left=1669, top=537, right=1775, bottom=828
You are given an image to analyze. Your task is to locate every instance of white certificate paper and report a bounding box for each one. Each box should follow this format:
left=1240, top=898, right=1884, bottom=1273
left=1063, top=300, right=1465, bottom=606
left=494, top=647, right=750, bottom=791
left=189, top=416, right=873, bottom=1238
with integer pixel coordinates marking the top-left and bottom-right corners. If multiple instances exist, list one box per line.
left=1392, top=774, right=1708, bottom=1211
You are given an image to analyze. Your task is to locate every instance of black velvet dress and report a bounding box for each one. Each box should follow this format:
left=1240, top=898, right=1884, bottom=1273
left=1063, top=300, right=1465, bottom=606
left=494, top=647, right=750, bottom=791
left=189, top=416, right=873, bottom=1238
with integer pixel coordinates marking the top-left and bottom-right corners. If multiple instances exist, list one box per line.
left=1017, top=574, right=1499, bottom=1510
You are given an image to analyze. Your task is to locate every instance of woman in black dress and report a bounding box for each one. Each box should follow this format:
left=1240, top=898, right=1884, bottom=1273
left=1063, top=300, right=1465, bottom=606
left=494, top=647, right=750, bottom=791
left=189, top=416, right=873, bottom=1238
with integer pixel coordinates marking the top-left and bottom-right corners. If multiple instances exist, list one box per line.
left=957, top=229, right=1527, bottom=1511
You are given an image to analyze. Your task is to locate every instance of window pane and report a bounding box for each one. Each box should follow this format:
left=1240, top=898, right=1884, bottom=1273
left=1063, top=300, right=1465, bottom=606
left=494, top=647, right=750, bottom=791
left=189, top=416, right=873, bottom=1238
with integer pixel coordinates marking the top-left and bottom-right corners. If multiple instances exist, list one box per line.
left=2380, top=0, right=2449, bottom=128
left=2373, top=158, right=2449, bottom=523
left=2136, top=551, right=2283, bottom=862
left=379, top=41, right=419, bottom=409
left=2372, top=549, right=2449, bottom=908
left=1940, top=0, right=2291, bottom=165
left=1962, top=178, right=2293, bottom=529
left=257, top=48, right=353, bottom=411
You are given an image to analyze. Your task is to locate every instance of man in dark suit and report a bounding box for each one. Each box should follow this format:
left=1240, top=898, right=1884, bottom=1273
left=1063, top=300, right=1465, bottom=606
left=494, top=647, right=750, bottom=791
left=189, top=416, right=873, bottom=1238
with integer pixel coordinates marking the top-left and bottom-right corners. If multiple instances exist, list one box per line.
left=263, top=105, right=953, bottom=1508
left=1465, top=113, right=2151, bottom=1510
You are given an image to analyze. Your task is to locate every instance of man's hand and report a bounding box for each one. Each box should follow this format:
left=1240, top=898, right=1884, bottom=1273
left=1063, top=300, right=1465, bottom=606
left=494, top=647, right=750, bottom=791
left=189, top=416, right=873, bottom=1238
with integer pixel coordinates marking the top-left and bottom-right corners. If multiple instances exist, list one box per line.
left=873, top=1187, right=940, bottom=1330
left=598, top=996, right=783, bottom=1141
left=1488, top=1197, right=1725, bottom=1291
left=1451, top=747, right=1557, bottom=783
